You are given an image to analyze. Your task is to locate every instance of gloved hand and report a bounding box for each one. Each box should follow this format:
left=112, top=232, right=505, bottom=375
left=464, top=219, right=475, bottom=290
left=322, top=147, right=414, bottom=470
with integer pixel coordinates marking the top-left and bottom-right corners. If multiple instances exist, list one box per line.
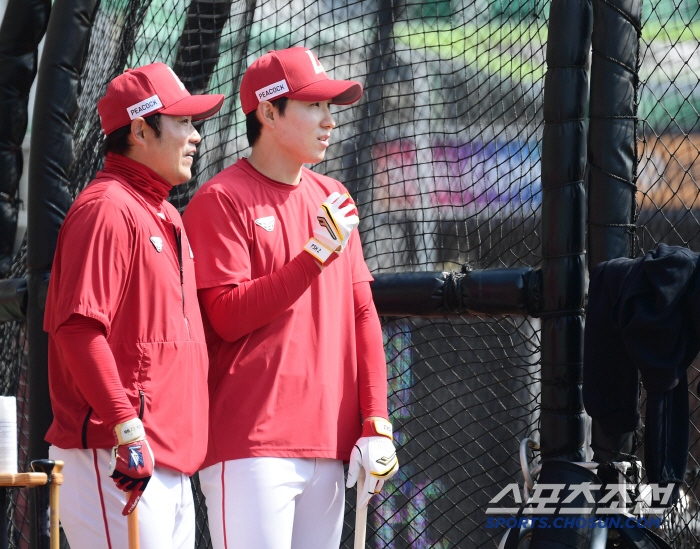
left=304, top=192, right=359, bottom=264
left=108, top=417, right=154, bottom=515
left=346, top=418, right=399, bottom=509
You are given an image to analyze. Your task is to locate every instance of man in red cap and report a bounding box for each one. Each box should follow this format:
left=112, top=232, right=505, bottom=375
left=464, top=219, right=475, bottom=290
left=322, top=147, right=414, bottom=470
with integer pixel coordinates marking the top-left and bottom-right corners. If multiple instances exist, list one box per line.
left=43, top=63, right=224, bottom=549
left=183, top=47, right=399, bottom=549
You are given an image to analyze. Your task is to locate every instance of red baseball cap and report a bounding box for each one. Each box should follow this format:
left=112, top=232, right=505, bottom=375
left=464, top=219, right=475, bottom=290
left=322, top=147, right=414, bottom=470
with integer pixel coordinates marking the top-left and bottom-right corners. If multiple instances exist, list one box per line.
left=240, top=47, right=363, bottom=115
left=97, top=63, right=225, bottom=135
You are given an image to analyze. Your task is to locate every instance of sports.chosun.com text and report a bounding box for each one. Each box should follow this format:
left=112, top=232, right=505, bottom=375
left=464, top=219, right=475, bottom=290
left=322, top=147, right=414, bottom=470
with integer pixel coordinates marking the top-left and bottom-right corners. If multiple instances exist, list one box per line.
left=485, top=516, right=662, bottom=530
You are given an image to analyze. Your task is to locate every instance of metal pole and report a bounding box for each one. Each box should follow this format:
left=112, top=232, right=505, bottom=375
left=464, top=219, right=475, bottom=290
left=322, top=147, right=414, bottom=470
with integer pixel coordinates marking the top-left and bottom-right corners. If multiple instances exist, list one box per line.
left=0, top=488, right=7, bottom=549
left=30, top=460, right=54, bottom=549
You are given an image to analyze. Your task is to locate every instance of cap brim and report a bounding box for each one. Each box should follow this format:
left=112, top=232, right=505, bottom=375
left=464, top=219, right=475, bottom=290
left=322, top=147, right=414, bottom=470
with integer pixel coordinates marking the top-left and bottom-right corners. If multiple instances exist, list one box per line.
left=159, top=93, right=225, bottom=120
left=287, top=79, right=363, bottom=106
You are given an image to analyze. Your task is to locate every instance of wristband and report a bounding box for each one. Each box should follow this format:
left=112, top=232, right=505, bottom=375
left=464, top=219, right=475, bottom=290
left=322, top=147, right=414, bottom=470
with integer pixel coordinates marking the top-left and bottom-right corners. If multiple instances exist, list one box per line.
left=362, top=418, right=393, bottom=439
left=303, top=238, right=334, bottom=264
left=114, top=417, right=145, bottom=445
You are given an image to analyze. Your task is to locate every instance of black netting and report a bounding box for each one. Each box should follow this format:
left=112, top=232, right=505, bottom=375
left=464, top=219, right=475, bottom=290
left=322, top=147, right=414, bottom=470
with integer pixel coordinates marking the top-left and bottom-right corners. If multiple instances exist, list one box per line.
left=4, top=0, right=700, bottom=545
left=8, top=0, right=546, bottom=547
left=636, top=0, right=700, bottom=253
left=1, top=238, right=30, bottom=548
left=365, top=316, right=538, bottom=547
left=632, top=0, right=700, bottom=546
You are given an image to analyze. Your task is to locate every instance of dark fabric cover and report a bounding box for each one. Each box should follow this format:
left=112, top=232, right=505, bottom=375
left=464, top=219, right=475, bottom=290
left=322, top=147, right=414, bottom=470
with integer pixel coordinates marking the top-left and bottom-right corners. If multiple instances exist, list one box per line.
left=503, top=461, right=602, bottom=549
left=538, top=0, right=591, bottom=462
left=584, top=244, right=699, bottom=492
left=614, top=524, right=674, bottom=549
left=0, top=0, right=51, bottom=277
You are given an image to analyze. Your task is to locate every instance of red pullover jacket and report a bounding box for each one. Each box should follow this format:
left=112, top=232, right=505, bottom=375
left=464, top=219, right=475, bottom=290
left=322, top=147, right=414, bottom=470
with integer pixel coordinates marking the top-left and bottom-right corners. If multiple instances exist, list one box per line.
left=44, top=154, right=208, bottom=476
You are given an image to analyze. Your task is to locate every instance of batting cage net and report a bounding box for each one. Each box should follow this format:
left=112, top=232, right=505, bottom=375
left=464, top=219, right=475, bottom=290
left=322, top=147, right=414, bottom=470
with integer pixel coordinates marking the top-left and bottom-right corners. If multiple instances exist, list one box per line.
left=634, top=0, right=700, bottom=547
left=0, top=0, right=698, bottom=547
left=4, top=0, right=546, bottom=546
left=0, top=238, right=30, bottom=547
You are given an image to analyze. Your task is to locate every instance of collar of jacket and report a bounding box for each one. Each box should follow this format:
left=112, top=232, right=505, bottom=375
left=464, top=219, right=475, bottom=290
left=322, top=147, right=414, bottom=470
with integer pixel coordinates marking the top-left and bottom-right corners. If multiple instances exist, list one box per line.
left=100, top=152, right=173, bottom=207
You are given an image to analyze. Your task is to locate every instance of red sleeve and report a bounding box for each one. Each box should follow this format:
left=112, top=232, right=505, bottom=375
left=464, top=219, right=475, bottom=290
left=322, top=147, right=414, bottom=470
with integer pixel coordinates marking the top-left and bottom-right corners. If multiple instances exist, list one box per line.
left=199, top=250, right=333, bottom=342
left=354, top=280, right=389, bottom=420
left=54, top=315, right=137, bottom=430
left=348, top=230, right=373, bottom=284
left=44, top=198, right=133, bottom=337
left=183, top=187, right=252, bottom=289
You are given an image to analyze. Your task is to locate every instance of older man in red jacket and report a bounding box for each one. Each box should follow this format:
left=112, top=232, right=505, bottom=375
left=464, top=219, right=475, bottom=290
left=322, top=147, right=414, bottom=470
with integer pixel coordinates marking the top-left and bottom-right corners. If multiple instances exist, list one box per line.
left=43, top=63, right=223, bottom=549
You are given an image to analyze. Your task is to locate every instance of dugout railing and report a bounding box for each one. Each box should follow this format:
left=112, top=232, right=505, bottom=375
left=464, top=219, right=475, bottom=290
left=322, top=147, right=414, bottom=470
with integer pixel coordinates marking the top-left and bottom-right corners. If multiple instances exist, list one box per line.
left=1, top=0, right=700, bottom=547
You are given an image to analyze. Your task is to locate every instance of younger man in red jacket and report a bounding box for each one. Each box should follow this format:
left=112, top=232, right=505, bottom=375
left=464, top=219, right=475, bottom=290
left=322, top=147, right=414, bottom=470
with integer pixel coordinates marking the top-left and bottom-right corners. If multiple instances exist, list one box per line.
left=183, top=48, right=399, bottom=549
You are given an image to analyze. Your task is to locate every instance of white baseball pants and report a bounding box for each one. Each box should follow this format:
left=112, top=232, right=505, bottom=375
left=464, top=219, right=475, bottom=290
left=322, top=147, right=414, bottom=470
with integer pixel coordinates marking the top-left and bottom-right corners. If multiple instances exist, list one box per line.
left=199, top=457, right=345, bottom=549
left=49, top=446, right=195, bottom=549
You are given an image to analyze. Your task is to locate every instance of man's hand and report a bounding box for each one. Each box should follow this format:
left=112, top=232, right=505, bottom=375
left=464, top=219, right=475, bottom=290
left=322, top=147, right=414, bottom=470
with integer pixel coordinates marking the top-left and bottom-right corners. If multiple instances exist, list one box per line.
left=347, top=418, right=399, bottom=509
left=304, top=192, right=359, bottom=264
left=108, top=418, right=154, bottom=515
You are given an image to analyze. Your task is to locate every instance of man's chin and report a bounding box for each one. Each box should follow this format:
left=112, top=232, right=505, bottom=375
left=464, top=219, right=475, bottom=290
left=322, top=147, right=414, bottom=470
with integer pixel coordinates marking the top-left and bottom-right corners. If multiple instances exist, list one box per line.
left=172, top=170, right=192, bottom=185
left=306, top=152, right=327, bottom=165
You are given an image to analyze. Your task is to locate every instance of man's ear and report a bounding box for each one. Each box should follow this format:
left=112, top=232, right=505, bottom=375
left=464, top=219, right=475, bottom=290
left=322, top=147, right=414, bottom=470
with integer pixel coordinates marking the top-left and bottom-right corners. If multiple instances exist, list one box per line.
left=257, top=101, right=276, bottom=130
left=129, top=117, right=148, bottom=147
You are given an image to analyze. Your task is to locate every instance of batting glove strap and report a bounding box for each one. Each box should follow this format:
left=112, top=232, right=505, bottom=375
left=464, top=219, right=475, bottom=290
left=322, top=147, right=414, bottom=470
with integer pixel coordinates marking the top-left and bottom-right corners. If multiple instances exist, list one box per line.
left=346, top=435, right=399, bottom=509
left=361, top=418, right=393, bottom=439
left=303, top=238, right=334, bottom=264
left=312, top=192, right=359, bottom=254
left=113, top=417, right=145, bottom=445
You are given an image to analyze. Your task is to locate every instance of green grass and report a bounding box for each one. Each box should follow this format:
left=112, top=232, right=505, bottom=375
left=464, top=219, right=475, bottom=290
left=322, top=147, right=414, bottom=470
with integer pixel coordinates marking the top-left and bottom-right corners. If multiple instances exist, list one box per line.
left=641, top=20, right=700, bottom=43
left=392, top=21, right=548, bottom=84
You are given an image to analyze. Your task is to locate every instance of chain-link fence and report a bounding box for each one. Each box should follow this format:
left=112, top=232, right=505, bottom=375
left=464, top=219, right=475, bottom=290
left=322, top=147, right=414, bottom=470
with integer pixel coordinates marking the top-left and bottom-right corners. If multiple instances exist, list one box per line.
left=0, top=238, right=30, bottom=549
left=634, top=0, right=700, bottom=546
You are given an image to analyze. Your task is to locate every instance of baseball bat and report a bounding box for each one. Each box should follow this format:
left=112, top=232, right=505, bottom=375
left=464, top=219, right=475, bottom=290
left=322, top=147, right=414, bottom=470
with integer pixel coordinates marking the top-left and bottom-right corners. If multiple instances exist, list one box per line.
left=50, top=461, right=64, bottom=549
left=354, top=469, right=367, bottom=549
left=128, top=495, right=139, bottom=549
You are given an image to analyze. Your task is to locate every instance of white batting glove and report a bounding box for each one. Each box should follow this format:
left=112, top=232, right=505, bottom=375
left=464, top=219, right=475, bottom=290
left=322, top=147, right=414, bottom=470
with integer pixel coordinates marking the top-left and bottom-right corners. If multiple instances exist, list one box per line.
left=346, top=418, right=399, bottom=509
left=303, top=192, right=359, bottom=264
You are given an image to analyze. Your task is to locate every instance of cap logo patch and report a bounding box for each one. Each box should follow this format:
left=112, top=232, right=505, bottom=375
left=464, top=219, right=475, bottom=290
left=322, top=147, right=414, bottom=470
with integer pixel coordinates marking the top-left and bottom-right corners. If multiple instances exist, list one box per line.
left=255, top=216, right=275, bottom=232
left=305, top=50, right=325, bottom=74
left=128, top=94, right=163, bottom=120
left=150, top=236, right=163, bottom=252
left=255, top=79, right=289, bottom=103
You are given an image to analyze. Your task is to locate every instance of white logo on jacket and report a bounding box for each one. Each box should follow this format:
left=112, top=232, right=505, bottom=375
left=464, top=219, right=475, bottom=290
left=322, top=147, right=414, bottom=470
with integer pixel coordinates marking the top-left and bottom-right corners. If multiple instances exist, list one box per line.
left=255, top=216, right=275, bottom=232
left=150, top=236, right=163, bottom=252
